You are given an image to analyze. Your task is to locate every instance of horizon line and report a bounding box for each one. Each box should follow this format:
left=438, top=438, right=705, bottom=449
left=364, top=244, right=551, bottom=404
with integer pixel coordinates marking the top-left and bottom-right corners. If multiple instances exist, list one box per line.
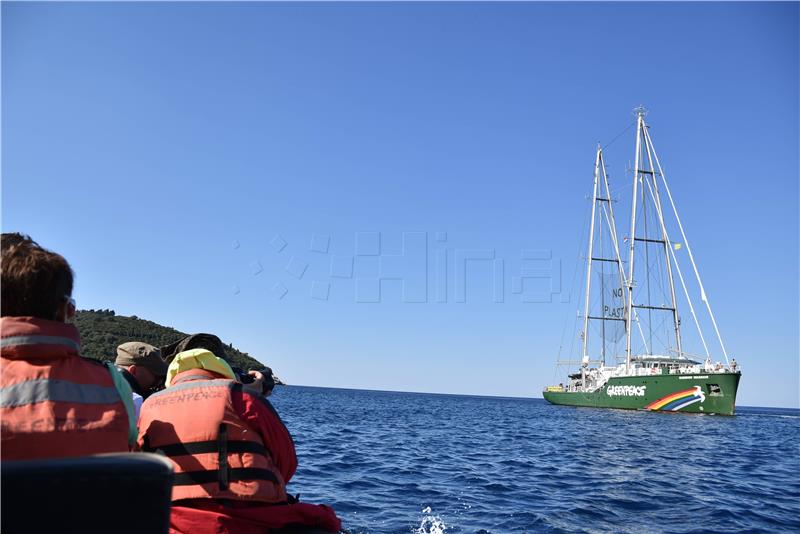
left=278, top=383, right=800, bottom=411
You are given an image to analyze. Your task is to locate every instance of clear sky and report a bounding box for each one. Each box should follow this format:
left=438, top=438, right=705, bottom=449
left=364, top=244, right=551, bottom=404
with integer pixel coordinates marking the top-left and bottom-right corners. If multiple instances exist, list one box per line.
left=3, top=2, right=798, bottom=407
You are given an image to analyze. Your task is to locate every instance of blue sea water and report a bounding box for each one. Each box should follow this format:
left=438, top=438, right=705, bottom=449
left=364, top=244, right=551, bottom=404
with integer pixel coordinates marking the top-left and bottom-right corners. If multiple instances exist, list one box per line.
left=271, top=386, right=800, bottom=534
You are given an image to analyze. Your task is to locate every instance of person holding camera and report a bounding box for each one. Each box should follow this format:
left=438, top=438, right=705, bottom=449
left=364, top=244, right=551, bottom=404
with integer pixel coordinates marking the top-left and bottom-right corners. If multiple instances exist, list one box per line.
left=139, top=336, right=341, bottom=533
left=160, top=333, right=273, bottom=397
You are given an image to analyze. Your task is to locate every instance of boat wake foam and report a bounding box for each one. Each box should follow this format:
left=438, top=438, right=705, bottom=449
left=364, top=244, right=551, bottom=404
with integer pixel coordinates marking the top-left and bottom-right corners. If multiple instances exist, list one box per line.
left=415, top=506, right=447, bottom=534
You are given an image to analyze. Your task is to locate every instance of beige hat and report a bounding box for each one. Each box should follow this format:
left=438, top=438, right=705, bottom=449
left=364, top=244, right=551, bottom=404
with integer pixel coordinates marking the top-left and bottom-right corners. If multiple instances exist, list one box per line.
left=115, top=341, right=168, bottom=376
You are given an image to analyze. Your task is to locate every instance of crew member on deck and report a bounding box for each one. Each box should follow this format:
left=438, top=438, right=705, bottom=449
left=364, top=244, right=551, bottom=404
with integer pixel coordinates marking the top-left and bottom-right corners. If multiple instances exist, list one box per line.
left=138, top=345, right=341, bottom=533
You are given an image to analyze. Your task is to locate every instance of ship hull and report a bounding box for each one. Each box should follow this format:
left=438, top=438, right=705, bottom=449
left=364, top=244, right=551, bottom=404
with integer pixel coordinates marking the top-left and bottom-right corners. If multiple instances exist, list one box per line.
left=543, top=372, right=741, bottom=415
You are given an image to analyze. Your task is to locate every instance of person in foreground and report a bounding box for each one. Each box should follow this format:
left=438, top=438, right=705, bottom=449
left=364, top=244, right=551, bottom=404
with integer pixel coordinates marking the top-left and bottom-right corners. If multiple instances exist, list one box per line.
left=138, top=346, right=342, bottom=533
left=0, top=233, right=137, bottom=460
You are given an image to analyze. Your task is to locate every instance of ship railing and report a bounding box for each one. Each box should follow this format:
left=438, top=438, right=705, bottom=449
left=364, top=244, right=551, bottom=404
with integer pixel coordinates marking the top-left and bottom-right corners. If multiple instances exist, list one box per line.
left=704, top=365, right=731, bottom=374
left=613, top=366, right=718, bottom=377
left=668, top=366, right=703, bottom=375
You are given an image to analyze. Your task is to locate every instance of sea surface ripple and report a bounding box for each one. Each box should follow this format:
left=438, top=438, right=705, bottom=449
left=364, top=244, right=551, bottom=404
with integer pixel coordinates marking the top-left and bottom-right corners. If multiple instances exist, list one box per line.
left=271, top=386, right=800, bottom=533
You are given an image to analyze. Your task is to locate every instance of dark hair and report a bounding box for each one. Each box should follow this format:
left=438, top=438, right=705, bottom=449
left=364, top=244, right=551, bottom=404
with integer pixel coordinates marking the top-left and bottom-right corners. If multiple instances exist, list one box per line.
left=1, top=233, right=74, bottom=319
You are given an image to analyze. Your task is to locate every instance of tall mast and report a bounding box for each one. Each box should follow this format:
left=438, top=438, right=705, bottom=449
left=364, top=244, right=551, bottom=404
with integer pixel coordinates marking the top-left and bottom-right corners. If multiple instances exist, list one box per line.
left=625, top=107, right=685, bottom=363
left=581, top=147, right=602, bottom=382
left=625, top=107, right=646, bottom=368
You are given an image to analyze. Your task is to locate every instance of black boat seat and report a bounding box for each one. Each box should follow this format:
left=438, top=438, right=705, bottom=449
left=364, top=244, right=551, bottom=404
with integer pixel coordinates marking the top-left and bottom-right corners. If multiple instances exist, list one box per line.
left=1, top=452, right=174, bottom=534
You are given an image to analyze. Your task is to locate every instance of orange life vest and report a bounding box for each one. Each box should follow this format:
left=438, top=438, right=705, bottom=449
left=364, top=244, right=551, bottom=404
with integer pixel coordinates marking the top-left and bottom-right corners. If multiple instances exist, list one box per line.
left=0, top=317, right=131, bottom=460
left=138, top=369, right=287, bottom=504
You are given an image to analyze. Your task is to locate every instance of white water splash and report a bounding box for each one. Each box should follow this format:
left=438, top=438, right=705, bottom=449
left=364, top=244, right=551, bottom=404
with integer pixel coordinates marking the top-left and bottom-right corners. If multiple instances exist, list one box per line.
left=415, top=506, right=447, bottom=534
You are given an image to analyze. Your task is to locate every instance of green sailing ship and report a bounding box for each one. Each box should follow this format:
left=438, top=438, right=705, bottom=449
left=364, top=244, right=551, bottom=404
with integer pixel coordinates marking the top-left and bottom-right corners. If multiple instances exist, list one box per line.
left=544, top=108, right=741, bottom=415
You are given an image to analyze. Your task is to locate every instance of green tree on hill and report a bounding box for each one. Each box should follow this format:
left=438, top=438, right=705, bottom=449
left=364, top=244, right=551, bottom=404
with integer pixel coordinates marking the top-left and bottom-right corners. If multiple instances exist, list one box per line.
left=75, top=309, right=266, bottom=372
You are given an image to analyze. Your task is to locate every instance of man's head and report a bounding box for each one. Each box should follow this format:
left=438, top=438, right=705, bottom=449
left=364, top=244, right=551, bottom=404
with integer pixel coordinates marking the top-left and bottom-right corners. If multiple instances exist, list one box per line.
left=1, top=233, right=75, bottom=321
left=116, top=342, right=168, bottom=390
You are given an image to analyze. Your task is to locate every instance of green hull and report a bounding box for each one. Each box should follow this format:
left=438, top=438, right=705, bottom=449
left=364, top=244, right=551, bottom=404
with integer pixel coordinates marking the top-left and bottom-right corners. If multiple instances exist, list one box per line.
left=543, top=372, right=741, bottom=415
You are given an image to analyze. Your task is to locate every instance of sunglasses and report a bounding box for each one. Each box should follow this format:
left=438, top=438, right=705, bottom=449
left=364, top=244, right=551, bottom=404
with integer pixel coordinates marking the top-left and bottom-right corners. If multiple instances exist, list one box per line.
left=64, top=295, right=76, bottom=319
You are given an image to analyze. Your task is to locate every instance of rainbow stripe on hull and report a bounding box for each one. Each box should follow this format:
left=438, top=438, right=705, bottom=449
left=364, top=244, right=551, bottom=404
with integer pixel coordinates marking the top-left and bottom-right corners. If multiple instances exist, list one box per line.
left=645, top=386, right=705, bottom=412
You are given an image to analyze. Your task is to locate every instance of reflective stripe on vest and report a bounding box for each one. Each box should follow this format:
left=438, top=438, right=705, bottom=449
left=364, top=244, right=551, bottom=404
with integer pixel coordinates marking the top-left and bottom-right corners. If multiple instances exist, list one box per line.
left=1, top=379, right=122, bottom=408
left=1, top=339, right=131, bottom=460
left=147, top=378, right=233, bottom=398
left=0, top=335, right=80, bottom=351
left=171, top=372, right=223, bottom=386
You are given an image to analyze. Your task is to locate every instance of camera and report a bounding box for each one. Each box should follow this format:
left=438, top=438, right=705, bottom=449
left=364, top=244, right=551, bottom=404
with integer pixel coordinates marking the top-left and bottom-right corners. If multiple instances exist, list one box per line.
left=231, top=366, right=276, bottom=395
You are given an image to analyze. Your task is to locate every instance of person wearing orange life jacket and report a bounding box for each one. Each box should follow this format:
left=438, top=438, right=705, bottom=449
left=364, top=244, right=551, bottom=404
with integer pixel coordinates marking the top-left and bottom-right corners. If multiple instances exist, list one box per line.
left=0, top=233, right=137, bottom=460
left=138, top=348, right=341, bottom=533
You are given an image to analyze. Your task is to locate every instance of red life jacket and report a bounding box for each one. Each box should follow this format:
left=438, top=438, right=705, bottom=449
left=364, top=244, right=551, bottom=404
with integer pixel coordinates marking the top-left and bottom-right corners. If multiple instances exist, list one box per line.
left=138, top=369, right=287, bottom=504
left=0, top=316, right=131, bottom=460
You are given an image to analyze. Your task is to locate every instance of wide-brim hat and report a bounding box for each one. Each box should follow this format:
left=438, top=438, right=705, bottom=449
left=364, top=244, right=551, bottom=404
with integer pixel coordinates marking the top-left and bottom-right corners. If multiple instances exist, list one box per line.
left=115, top=341, right=168, bottom=376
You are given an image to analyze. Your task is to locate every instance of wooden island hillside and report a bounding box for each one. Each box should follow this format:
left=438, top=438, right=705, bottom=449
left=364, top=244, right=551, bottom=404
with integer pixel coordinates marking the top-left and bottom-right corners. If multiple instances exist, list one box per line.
left=75, top=309, right=275, bottom=378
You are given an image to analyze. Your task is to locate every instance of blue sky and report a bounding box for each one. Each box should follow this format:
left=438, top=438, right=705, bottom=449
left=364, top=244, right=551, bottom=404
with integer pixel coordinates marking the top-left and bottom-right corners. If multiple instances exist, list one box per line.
left=3, top=2, right=798, bottom=407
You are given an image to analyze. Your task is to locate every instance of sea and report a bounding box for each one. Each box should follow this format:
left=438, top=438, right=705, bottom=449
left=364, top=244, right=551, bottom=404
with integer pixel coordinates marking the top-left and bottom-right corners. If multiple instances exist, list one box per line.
left=270, top=386, right=800, bottom=534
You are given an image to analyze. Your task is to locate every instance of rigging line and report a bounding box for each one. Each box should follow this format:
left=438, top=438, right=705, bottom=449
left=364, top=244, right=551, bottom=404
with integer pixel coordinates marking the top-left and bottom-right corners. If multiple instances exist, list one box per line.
left=581, top=150, right=602, bottom=362
left=640, top=154, right=655, bottom=352
left=599, top=221, right=607, bottom=364
left=643, top=126, right=729, bottom=365
left=642, top=129, right=683, bottom=357
left=599, top=191, right=650, bottom=354
left=558, top=189, right=594, bottom=364
left=642, top=161, right=711, bottom=359
left=607, top=182, right=631, bottom=200
left=599, top=143, right=649, bottom=360
left=649, top=314, right=669, bottom=353
left=601, top=120, right=637, bottom=152
left=603, top=169, right=633, bottom=198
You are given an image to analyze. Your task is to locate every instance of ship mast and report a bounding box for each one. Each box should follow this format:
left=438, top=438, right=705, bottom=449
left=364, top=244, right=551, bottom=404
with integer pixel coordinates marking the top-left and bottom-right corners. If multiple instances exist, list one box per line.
left=642, top=126, right=683, bottom=357
left=580, top=148, right=602, bottom=385
left=625, top=107, right=683, bottom=368
left=582, top=146, right=628, bottom=383
left=624, top=109, right=643, bottom=369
